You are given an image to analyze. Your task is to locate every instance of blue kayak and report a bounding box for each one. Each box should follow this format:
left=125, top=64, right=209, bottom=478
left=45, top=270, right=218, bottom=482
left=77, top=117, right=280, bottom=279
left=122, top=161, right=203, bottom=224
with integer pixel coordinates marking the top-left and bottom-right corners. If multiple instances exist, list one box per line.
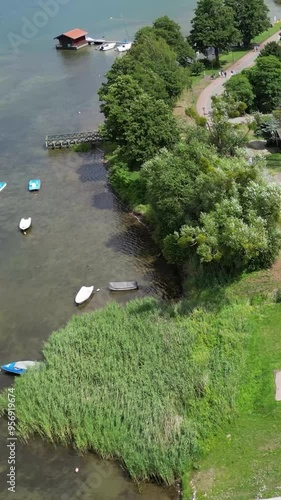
left=0, top=182, right=7, bottom=192
left=1, top=361, right=37, bottom=375
left=28, top=179, right=41, bottom=191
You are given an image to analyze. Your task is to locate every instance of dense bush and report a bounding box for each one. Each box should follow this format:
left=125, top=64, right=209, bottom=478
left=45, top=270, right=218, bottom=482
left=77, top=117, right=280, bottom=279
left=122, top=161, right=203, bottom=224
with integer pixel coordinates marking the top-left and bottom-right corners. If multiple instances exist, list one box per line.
left=259, top=41, right=281, bottom=61
left=142, top=138, right=281, bottom=270
left=109, top=163, right=146, bottom=207
left=247, top=55, right=281, bottom=112
left=224, top=74, right=255, bottom=111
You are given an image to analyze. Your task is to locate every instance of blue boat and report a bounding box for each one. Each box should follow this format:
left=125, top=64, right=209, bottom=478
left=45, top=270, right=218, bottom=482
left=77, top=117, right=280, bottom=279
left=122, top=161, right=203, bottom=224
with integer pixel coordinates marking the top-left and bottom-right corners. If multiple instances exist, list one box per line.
left=1, top=361, right=37, bottom=375
left=0, top=182, right=7, bottom=192
left=28, top=179, right=41, bottom=191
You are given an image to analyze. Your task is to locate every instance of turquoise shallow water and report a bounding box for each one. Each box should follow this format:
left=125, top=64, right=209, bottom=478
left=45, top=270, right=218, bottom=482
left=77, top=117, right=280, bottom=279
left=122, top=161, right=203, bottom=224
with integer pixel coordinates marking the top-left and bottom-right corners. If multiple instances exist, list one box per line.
left=0, top=1, right=279, bottom=498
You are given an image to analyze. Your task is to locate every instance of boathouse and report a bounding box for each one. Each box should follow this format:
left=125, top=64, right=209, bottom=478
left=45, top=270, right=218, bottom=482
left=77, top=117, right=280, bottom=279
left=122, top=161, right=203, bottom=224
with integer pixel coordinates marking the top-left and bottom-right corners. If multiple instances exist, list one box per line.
left=55, top=29, right=88, bottom=50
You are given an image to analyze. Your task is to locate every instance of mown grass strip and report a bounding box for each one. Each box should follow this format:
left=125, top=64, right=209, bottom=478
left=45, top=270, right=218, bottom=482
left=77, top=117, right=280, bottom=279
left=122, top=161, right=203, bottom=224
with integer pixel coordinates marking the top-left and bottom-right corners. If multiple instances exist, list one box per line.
left=190, top=302, right=281, bottom=500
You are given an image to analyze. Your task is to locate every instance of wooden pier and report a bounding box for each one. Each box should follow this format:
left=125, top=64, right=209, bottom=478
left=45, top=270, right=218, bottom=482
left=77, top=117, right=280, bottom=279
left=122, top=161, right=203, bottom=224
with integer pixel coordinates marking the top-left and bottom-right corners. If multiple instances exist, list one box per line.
left=45, top=131, right=101, bottom=149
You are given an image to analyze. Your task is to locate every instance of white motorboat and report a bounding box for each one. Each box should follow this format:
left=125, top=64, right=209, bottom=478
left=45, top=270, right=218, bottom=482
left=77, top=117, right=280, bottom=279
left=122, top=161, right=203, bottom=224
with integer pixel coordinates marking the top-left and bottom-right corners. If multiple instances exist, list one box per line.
left=117, top=42, right=132, bottom=52
left=100, top=42, right=116, bottom=51
left=75, top=286, right=94, bottom=305
left=19, top=217, right=32, bottom=232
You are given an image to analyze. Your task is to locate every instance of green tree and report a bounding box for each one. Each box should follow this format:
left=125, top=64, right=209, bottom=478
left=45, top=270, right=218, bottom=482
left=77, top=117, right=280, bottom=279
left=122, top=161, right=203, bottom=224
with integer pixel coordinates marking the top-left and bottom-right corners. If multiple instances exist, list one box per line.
left=99, top=75, right=179, bottom=167
left=142, top=138, right=281, bottom=270
left=224, top=74, right=255, bottom=110
left=247, top=55, right=281, bottom=112
left=99, top=55, right=170, bottom=105
left=130, top=34, right=190, bottom=100
left=189, top=0, right=240, bottom=64
left=208, top=97, right=248, bottom=155
left=259, top=41, right=281, bottom=61
left=225, top=0, right=270, bottom=47
left=152, top=16, right=195, bottom=66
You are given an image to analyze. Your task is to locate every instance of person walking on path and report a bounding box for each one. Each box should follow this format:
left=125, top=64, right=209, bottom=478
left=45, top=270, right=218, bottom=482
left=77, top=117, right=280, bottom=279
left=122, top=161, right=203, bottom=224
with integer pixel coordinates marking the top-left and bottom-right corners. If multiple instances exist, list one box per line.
left=196, top=30, right=281, bottom=117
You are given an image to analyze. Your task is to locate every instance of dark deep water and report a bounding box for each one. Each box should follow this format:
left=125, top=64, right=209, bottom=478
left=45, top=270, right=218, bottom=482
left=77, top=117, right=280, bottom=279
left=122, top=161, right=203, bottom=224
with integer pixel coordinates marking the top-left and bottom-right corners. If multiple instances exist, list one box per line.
left=0, top=1, right=279, bottom=498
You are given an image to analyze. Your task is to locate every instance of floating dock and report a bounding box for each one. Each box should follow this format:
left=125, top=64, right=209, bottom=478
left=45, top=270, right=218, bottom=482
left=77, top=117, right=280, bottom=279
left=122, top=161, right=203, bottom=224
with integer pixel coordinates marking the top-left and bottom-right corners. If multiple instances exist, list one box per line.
left=45, top=131, right=101, bottom=149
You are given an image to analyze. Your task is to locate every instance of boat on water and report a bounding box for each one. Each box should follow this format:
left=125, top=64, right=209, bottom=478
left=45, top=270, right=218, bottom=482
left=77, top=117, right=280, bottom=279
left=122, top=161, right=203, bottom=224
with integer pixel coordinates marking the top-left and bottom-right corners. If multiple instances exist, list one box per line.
left=1, top=361, right=38, bottom=375
left=19, top=217, right=32, bottom=232
left=117, top=41, right=132, bottom=52
left=100, top=42, right=116, bottom=51
left=0, top=182, right=7, bottom=192
left=75, top=285, right=94, bottom=305
left=29, top=179, right=41, bottom=191
left=109, top=281, right=138, bottom=291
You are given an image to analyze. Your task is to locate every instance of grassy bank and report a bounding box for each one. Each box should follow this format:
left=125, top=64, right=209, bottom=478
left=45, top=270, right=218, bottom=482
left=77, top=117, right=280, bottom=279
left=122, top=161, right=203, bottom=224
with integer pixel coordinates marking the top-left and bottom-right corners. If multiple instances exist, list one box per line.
left=190, top=300, right=281, bottom=500
left=0, top=297, right=254, bottom=485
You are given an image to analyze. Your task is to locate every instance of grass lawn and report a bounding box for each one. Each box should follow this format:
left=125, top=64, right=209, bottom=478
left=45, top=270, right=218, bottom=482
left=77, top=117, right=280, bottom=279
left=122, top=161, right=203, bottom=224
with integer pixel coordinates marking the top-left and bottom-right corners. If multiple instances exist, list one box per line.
left=252, top=22, right=281, bottom=44
left=190, top=301, right=281, bottom=500
left=267, top=153, right=281, bottom=173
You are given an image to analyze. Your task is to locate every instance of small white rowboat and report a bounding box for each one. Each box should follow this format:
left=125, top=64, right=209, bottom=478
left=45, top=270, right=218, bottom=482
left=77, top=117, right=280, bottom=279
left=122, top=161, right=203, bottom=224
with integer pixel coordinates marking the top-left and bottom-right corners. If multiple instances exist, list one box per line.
left=19, top=217, right=32, bottom=232
left=75, top=286, right=94, bottom=305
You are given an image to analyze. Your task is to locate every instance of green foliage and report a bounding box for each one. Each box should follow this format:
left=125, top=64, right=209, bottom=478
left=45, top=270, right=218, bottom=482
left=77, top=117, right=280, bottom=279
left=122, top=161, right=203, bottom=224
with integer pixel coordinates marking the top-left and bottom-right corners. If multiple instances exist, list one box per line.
left=134, top=16, right=195, bottom=68
left=190, top=60, right=205, bottom=75
left=225, top=0, right=270, bottom=47
left=209, top=97, right=248, bottom=154
left=142, top=138, right=281, bottom=270
left=99, top=56, right=170, bottom=104
left=152, top=16, right=196, bottom=66
left=259, top=40, right=281, bottom=60
left=109, top=163, right=146, bottom=207
left=99, top=75, right=179, bottom=167
left=224, top=74, right=255, bottom=110
left=189, top=0, right=240, bottom=63
left=248, top=55, right=281, bottom=112
left=253, top=113, right=281, bottom=145
left=129, top=34, right=190, bottom=101
left=72, top=143, right=92, bottom=152
left=0, top=297, right=253, bottom=484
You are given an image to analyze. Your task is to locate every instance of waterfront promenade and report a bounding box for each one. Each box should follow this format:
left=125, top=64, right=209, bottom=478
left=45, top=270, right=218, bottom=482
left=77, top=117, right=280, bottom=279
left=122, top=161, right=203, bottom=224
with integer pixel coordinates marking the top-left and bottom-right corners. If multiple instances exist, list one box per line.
left=196, top=31, right=281, bottom=117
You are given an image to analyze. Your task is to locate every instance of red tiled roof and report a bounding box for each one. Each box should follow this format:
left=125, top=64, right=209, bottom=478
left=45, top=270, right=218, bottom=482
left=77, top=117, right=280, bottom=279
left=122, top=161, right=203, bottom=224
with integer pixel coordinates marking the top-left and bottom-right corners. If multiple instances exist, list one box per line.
left=55, top=29, right=88, bottom=40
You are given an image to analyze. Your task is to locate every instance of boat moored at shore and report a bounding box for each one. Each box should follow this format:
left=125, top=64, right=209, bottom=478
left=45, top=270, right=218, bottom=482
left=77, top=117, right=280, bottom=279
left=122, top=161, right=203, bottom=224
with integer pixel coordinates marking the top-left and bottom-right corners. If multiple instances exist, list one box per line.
left=29, top=179, right=41, bottom=191
left=117, top=41, right=132, bottom=52
left=19, top=217, right=32, bottom=232
left=75, top=286, right=94, bottom=304
left=1, top=361, right=38, bottom=375
left=100, top=42, right=116, bottom=51
left=109, top=281, right=138, bottom=291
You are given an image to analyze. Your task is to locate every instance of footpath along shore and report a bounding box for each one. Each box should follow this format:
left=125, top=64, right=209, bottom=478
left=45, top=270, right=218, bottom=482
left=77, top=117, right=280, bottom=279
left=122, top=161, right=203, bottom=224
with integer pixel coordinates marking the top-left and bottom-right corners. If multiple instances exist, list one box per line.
left=196, top=31, right=281, bottom=117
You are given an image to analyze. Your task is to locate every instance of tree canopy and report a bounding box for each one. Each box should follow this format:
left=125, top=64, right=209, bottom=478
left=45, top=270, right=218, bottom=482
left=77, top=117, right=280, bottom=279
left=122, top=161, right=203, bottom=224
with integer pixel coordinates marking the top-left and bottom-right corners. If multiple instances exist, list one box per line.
left=225, top=0, right=270, bottom=47
left=189, top=0, right=240, bottom=63
left=142, top=138, right=281, bottom=271
left=247, top=55, right=281, bottom=112
left=224, top=74, right=255, bottom=110
left=259, top=41, right=281, bottom=61
left=99, top=75, right=179, bottom=167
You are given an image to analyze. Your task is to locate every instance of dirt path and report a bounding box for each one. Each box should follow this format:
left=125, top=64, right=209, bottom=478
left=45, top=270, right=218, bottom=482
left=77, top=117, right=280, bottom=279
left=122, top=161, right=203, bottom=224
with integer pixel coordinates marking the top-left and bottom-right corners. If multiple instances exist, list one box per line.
left=196, top=32, right=281, bottom=117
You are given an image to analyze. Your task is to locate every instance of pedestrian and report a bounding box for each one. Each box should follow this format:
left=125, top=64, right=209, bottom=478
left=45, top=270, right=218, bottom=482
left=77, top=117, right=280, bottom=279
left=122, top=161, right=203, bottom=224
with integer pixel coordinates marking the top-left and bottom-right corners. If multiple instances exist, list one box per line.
left=230, top=70, right=233, bottom=75
left=218, top=70, right=221, bottom=77
left=224, top=71, right=227, bottom=77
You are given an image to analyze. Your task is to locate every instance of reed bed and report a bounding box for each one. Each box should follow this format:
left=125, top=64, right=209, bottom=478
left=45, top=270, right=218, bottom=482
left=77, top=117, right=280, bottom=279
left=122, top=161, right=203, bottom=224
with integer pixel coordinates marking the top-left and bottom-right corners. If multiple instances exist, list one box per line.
left=0, top=298, right=253, bottom=483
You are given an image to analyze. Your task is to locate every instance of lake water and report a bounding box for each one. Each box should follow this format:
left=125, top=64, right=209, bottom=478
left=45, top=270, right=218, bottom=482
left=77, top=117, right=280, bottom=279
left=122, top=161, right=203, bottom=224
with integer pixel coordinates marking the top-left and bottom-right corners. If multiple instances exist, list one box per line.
left=0, top=1, right=279, bottom=499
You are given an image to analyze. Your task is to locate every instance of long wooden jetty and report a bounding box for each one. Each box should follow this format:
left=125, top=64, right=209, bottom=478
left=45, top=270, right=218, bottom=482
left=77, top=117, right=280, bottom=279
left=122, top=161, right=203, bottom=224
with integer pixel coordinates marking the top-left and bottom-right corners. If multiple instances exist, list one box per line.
left=45, top=131, right=101, bottom=149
